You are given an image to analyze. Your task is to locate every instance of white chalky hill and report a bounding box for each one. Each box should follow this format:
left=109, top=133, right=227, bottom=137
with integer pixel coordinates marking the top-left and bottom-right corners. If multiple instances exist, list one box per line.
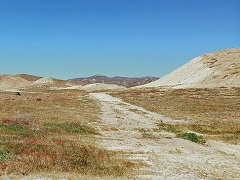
left=138, top=48, right=240, bottom=88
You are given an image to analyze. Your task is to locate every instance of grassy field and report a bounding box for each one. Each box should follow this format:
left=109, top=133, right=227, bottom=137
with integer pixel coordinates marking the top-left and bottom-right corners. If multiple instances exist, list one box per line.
left=0, top=89, right=133, bottom=178
left=111, top=87, right=240, bottom=144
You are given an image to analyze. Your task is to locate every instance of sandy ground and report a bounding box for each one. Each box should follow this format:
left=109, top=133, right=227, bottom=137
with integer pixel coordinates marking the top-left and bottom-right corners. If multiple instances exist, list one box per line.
left=81, top=83, right=125, bottom=91
left=50, top=83, right=125, bottom=92
left=90, top=93, right=240, bottom=179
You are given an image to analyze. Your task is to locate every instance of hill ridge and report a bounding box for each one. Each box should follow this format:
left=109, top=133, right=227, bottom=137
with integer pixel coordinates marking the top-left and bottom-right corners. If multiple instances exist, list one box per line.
left=138, top=48, right=240, bottom=88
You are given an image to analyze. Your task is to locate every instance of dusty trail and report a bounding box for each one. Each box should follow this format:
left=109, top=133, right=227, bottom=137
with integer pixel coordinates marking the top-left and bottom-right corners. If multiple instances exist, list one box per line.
left=90, top=93, right=240, bottom=179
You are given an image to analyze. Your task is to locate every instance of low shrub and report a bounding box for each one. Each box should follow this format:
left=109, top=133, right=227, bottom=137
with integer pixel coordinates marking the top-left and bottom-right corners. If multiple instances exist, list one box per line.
left=178, top=132, right=205, bottom=144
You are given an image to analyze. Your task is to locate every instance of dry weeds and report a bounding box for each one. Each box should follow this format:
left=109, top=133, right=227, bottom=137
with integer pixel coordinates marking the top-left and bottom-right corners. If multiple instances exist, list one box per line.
left=0, top=89, right=133, bottom=178
left=111, top=87, right=240, bottom=144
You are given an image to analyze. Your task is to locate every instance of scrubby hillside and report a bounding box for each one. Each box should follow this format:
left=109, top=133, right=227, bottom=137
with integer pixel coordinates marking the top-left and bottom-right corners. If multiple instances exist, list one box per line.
left=69, top=75, right=158, bottom=87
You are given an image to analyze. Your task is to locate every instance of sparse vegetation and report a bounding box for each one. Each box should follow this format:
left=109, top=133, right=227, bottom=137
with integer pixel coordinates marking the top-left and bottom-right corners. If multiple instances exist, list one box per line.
left=155, top=123, right=206, bottom=144
left=0, top=149, right=14, bottom=162
left=44, top=122, right=98, bottom=135
left=111, top=88, right=240, bottom=144
left=0, top=90, right=133, bottom=177
left=156, top=123, right=181, bottom=134
left=178, top=133, right=205, bottom=144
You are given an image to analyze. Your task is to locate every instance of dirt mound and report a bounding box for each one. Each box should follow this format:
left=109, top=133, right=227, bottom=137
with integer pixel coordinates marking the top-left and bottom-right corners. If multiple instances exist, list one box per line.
left=0, top=76, right=32, bottom=90
left=32, top=77, right=55, bottom=85
left=138, top=48, right=240, bottom=88
left=0, top=75, right=69, bottom=90
left=30, top=77, right=68, bottom=88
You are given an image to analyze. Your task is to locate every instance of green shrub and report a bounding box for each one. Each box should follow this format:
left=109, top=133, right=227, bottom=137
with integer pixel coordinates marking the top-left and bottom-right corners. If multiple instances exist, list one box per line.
left=179, top=132, right=205, bottom=144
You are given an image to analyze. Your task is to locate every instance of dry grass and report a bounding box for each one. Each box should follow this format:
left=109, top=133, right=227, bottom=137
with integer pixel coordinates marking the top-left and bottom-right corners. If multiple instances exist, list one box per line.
left=1, top=90, right=96, bottom=124
left=0, top=89, right=133, bottom=178
left=111, top=87, right=240, bottom=144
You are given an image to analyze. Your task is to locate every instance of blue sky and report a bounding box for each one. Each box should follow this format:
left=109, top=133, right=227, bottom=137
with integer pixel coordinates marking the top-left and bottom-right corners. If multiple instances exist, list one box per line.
left=0, top=0, right=239, bottom=79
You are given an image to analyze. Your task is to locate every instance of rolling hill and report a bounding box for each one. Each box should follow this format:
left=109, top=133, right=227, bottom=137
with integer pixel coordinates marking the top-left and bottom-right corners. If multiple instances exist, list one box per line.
left=138, top=48, right=240, bottom=88
left=0, top=74, right=68, bottom=90
left=69, top=75, right=158, bottom=87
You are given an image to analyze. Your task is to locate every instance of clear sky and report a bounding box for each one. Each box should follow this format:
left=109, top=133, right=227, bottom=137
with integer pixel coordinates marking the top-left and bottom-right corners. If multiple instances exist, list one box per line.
left=0, top=0, right=239, bottom=79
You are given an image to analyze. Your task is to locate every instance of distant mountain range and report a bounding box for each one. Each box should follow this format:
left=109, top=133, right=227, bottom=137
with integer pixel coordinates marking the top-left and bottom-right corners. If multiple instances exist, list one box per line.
left=0, top=74, right=159, bottom=91
left=69, top=75, right=159, bottom=87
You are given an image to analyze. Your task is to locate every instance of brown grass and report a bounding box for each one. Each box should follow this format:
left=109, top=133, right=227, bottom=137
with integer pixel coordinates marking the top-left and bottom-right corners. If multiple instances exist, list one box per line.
left=111, top=87, right=240, bottom=144
left=0, top=89, right=133, bottom=177
left=0, top=90, right=95, bottom=124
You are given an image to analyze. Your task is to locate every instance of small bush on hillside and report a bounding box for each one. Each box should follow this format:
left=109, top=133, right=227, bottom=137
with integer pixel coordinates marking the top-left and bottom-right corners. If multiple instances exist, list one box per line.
left=178, top=132, right=205, bottom=144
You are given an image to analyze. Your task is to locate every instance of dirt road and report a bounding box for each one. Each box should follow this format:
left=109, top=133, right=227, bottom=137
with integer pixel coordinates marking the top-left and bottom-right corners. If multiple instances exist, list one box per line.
left=90, top=93, right=240, bottom=179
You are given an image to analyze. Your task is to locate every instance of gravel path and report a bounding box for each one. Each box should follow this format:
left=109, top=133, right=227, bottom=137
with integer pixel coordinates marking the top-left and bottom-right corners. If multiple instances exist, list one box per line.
left=90, top=93, right=240, bottom=179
